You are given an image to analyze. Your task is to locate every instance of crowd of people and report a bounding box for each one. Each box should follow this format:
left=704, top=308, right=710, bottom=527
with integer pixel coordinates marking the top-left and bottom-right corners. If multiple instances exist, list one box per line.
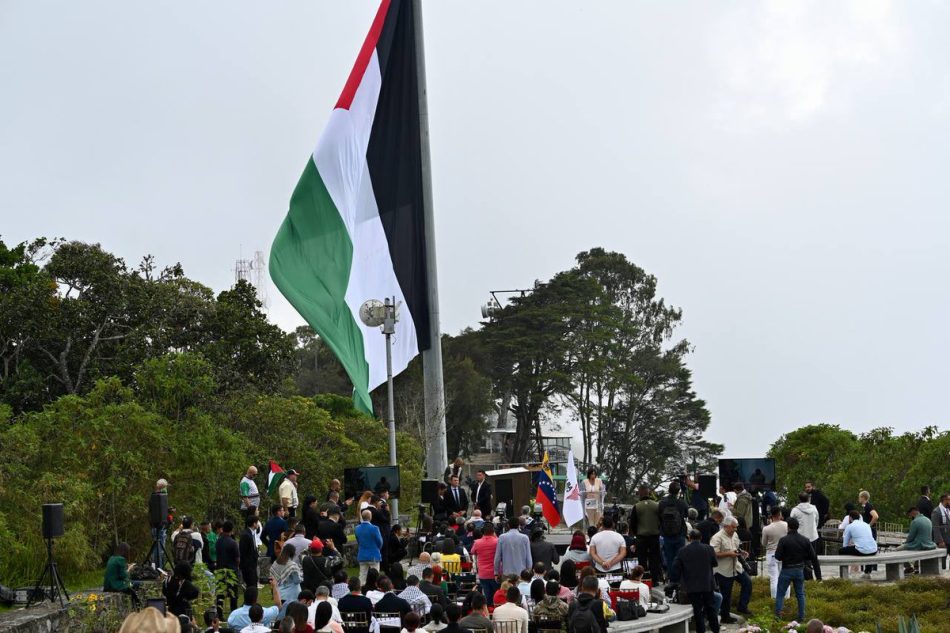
left=100, top=463, right=950, bottom=633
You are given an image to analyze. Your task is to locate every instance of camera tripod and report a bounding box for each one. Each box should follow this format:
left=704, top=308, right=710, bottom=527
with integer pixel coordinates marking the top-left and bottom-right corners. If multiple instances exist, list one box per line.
left=27, top=537, right=69, bottom=607
left=142, top=523, right=172, bottom=571
left=409, top=504, right=431, bottom=565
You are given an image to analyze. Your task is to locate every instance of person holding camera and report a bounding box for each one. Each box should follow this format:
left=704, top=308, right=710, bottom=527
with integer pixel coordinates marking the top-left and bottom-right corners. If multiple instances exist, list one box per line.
left=163, top=562, right=201, bottom=617
left=710, top=516, right=752, bottom=623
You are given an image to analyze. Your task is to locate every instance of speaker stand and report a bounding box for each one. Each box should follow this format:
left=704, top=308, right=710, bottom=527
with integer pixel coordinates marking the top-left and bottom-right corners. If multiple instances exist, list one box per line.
left=27, top=538, right=69, bottom=608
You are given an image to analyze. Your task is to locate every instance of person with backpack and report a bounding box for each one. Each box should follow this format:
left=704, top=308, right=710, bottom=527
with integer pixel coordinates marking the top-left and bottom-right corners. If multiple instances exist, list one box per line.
left=301, top=538, right=334, bottom=593
left=171, top=516, right=204, bottom=568
left=567, top=575, right=607, bottom=633
left=658, top=482, right=689, bottom=579
left=630, top=486, right=663, bottom=583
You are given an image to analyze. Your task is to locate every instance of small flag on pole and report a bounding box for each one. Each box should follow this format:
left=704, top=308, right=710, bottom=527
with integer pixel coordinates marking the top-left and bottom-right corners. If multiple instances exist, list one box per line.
left=562, top=449, right=584, bottom=527
left=536, top=452, right=562, bottom=527
left=267, top=460, right=286, bottom=496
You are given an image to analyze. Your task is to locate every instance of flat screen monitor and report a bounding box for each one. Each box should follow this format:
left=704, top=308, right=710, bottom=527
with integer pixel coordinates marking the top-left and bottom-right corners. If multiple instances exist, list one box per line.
left=718, top=458, right=775, bottom=493
left=343, top=466, right=401, bottom=499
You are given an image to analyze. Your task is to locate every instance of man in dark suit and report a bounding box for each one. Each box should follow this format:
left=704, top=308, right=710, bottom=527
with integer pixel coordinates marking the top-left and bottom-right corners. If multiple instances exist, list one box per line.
left=917, top=486, right=934, bottom=519
left=374, top=577, right=411, bottom=617
left=419, top=567, right=448, bottom=608
left=338, top=577, right=374, bottom=624
left=470, top=470, right=493, bottom=518
left=238, top=515, right=260, bottom=588
left=671, top=529, right=720, bottom=633
left=446, top=476, right=469, bottom=515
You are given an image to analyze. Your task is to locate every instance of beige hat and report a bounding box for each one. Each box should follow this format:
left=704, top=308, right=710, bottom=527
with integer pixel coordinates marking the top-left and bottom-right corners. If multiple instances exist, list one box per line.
left=118, top=608, right=181, bottom=633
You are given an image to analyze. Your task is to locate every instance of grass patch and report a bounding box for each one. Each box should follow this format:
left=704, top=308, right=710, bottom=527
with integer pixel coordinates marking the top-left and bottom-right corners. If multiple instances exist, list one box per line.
left=742, top=576, right=950, bottom=632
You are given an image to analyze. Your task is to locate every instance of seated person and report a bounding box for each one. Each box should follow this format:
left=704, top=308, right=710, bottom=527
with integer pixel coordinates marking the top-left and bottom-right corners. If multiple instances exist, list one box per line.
left=617, top=566, right=651, bottom=610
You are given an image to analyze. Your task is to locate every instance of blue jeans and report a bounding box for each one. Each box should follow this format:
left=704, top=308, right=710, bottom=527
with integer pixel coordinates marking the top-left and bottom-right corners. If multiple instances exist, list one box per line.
left=716, top=572, right=751, bottom=618
left=151, top=526, right=166, bottom=569
left=479, top=578, right=500, bottom=606
left=775, top=567, right=806, bottom=621
left=662, top=535, right=685, bottom=577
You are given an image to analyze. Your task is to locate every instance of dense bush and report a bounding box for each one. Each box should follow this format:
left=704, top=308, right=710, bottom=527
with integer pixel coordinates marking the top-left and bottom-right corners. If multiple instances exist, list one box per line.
left=769, top=424, right=950, bottom=524
left=0, top=361, right=421, bottom=586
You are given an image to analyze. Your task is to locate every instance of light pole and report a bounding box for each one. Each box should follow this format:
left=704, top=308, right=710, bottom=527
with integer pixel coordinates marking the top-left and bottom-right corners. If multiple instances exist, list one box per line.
left=359, top=297, right=400, bottom=520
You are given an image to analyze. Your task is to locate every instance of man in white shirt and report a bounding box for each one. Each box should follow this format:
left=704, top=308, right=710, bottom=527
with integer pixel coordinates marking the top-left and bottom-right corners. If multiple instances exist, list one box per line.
left=284, top=525, right=312, bottom=565
left=760, top=507, right=788, bottom=599
left=589, top=516, right=627, bottom=573
left=718, top=486, right=736, bottom=518
left=492, top=586, right=530, bottom=633
left=240, top=466, right=260, bottom=515
left=280, top=469, right=300, bottom=518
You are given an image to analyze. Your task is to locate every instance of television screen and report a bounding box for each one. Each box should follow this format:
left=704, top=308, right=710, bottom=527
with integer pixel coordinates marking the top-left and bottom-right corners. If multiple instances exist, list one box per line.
left=343, top=466, right=401, bottom=499
left=718, top=458, right=776, bottom=493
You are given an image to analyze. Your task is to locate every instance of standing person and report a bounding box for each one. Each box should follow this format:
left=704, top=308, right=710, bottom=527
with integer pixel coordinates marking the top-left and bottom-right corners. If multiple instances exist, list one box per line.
left=658, top=482, right=689, bottom=579
left=302, top=496, right=321, bottom=539
left=589, top=516, right=627, bottom=574
left=804, top=481, right=830, bottom=528
left=470, top=470, right=493, bottom=518
left=281, top=470, right=301, bottom=518
left=774, top=517, right=821, bottom=623
left=285, top=525, right=313, bottom=566
left=917, top=486, right=934, bottom=519
left=761, top=507, right=788, bottom=599
left=470, top=522, right=499, bottom=604
left=445, top=476, right=468, bottom=516
left=932, top=494, right=950, bottom=569
left=263, top=505, right=290, bottom=561
left=301, top=538, right=334, bottom=593
left=200, top=521, right=215, bottom=570
left=370, top=495, right=393, bottom=567
left=579, top=468, right=605, bottom=528
left=529, top=529, right=560, bottom=571
left=171, top=515, right=204, bottom=568
left=240, top=515, right=261, bottom=589
left=671, top=530, right=720, bottom=633
left=696, top=510, right=724, bottom=546
left=271, top=543, right=304, bottom=604
left=216, top=520, right=241, bottom=612
left=710, top=517, right=752, bottom=623
left=163, top=562, right=200, bottom=617
left=717, top=486, right=735, bottom=519
left=151, top=478, right=170, bottom=569
left=732, top=484, right=754, bottom=534
left=631, top=485, right=663, bottom=583
left=790, top=492, right=821, bottom=576
left=355, top=509, right=383, bottom=585
left=494, top=516, right=532, bottom=577
left=858, top=491, right=879, bottom=577
left=443, top=457, right=464, bottom=485
left=241, top=466, right=261, bottom=517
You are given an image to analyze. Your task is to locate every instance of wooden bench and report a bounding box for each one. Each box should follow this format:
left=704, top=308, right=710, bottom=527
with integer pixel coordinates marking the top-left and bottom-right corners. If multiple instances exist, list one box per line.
left=819, top=548, right=945, bottom=581
left=608, top=604, right=693, bottom=633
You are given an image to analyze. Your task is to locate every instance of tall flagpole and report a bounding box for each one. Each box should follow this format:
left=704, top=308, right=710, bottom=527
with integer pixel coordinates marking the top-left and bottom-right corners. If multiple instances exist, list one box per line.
left=412, top=0, right=448, bottom=480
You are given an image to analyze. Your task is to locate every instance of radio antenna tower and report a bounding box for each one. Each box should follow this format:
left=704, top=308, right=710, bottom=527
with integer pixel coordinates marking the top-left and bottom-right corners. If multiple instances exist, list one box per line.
left=234, top=250, right=269, bottom=309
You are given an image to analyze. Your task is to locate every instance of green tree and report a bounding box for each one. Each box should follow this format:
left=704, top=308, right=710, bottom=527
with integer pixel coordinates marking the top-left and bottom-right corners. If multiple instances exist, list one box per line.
left=134, top=352, right=216, bottom=421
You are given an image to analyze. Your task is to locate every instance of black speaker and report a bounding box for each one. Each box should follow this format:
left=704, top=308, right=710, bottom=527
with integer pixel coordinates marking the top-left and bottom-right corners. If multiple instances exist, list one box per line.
left=420, top=479, right=440, bottom=505
left=42, top=503, right=64, bottom=539
left=149, top=492, right=169, bottom=528
left=698, top=475, right=717, bottom=500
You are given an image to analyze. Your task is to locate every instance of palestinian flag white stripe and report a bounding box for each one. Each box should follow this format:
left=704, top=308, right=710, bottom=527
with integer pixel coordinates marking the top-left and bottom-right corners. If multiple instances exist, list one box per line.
left=270, top=0, right=431, bottom=413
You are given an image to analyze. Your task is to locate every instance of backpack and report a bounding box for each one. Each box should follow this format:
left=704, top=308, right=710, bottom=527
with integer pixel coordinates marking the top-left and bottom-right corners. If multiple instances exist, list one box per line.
left=173, top=529, right=196, bottom=566
left=660, top=504, right=682, bottom=537
left=570, top=600, right=602, bottom=633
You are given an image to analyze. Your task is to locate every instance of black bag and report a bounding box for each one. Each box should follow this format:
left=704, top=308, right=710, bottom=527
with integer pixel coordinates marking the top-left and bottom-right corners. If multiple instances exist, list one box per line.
left=130, top=564, right=162, bottom=580
left=660, top=505, right=682, bottom=537
left=739, top=555, right=755, bottom=576
left=173, top=530, right=196, bottom=566
left=615, top=599, right=644, bottom=621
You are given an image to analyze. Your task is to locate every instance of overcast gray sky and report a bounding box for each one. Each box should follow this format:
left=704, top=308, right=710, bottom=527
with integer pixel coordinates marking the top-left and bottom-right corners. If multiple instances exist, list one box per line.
left=3, top=1, right=949, bottom=458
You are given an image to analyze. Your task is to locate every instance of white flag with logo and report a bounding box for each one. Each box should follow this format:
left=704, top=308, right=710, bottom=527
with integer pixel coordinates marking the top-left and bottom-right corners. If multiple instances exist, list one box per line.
left=562, top=449, right=584, bottom=527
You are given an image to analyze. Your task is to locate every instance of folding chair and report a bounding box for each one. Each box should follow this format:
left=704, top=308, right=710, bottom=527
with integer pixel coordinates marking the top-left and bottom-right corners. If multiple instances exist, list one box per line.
left=375, top=611, right=402, bottom=633
left=493, top=620, right=522, bottom=633
left=341, top=611, right=370, bottom=633
left=607, top=590, right=639, bottom=611
left=443, top=560, right=462, bottom=576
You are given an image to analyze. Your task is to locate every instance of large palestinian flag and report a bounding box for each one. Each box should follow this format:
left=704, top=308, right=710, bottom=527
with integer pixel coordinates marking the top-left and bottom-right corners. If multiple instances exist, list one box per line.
left=270, top=0, right=432, bottom=414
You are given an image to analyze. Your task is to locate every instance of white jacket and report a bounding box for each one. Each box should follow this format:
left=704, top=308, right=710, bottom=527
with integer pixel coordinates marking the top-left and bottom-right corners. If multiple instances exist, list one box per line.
left=790, top=502, right=820, bottom=542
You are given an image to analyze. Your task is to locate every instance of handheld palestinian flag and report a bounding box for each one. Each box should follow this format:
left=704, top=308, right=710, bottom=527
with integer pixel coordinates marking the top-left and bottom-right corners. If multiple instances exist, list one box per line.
left=536, top=452, right=562, bottom=527
left=269, top=0, right=433, bottom=414
left=267, top=460, right=286, bottom=496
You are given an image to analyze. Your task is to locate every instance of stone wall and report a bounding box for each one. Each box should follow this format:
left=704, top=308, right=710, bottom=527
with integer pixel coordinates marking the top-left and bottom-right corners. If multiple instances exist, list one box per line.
left=0, top=592, right=130, bottom=633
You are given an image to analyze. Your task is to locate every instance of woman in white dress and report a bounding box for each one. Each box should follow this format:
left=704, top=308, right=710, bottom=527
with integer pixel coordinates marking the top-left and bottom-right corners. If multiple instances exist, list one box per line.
left=580, top=468, right=605, bottom=528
